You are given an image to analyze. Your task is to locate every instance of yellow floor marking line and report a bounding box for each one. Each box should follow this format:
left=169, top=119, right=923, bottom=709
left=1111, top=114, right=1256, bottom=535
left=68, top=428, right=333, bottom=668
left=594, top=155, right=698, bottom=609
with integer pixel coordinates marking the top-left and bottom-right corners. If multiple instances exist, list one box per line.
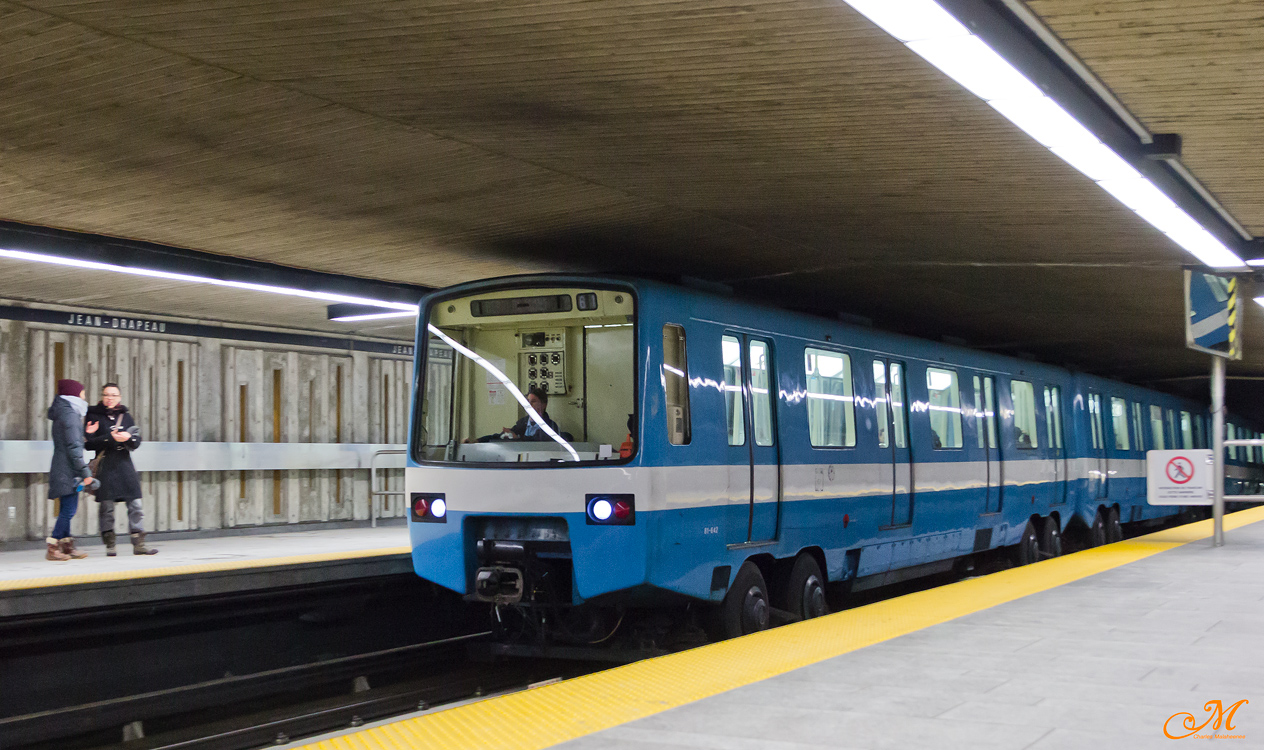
left=302, top=506, right=1264, bottom=750
left=0, top=546, right=411, bottom=592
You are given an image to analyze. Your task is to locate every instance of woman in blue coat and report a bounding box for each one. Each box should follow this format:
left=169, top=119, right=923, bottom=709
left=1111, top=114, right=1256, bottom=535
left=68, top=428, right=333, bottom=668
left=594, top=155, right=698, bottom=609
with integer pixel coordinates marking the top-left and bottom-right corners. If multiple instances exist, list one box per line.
left=46, top=379, right=96, bottom=561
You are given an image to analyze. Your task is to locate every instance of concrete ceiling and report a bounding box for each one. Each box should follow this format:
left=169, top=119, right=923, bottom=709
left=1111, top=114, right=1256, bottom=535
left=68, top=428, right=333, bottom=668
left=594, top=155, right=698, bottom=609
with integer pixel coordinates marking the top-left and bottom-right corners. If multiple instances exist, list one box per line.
left=0, top=0, right=1261, bottom=409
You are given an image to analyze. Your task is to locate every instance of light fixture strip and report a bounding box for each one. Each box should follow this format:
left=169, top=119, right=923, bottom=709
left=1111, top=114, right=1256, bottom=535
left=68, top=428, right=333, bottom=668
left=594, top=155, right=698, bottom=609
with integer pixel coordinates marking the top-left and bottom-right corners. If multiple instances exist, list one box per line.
left=0, top=248, right=420, bottom=311
left=330, top=311, right=418, bottom=322
left=842, top=0, right=1246, bottom=270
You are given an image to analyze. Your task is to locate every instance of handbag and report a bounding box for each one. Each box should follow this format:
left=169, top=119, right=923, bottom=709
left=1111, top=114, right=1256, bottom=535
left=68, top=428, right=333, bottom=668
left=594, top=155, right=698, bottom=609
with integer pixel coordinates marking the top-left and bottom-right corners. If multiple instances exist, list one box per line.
left=86, top=453, right=103, bottom=496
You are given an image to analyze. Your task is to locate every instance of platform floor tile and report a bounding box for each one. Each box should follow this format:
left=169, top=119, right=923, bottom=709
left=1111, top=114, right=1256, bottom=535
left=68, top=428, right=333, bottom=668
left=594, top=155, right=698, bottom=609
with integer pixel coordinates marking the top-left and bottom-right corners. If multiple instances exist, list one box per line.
left=559, top=518, right=1264, bottom=750
left=0, top=525, right=409, bottom=590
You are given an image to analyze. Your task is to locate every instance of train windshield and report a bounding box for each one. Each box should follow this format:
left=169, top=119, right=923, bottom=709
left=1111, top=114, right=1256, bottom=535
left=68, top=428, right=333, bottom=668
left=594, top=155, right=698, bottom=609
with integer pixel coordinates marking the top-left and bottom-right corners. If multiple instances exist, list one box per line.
left=415, top=287, right=636, bottom=464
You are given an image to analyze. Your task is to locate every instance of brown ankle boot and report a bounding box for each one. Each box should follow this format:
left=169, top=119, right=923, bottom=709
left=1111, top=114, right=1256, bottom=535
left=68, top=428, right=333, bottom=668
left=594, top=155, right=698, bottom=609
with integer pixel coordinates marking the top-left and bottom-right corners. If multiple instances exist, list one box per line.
left=103, top=530, right=117, bottom=557
left=46, top=537, right=70, bottom=561
left=131, top=532, right=157, bottom=555
left=60, top=537, right=88, bottom=559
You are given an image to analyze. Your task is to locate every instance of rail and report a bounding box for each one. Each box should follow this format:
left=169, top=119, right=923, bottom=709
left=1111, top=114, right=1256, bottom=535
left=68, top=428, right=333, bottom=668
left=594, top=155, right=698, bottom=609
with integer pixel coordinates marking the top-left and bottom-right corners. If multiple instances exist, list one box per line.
left=370, top=449, right=408, bottom=528
left=0, top=440, right=406, bottom=473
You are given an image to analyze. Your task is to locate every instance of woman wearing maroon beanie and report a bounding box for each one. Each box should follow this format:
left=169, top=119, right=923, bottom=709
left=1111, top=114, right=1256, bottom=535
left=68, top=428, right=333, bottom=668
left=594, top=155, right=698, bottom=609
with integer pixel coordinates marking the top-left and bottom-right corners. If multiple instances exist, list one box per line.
left=46, top=378, right=97, bottom=561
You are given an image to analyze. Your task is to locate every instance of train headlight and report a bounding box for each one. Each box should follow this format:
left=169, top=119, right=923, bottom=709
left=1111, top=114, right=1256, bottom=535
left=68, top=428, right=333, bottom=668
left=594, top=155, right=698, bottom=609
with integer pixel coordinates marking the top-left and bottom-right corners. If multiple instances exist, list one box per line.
left=585, top=494, right=635, bottom=525
left=411, top=493, right=448, bottom=523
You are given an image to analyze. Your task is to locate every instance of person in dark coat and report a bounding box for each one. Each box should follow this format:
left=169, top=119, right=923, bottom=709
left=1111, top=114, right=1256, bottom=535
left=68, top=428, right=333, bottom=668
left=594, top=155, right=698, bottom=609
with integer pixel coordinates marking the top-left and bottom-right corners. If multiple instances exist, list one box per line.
left=465, top=387, right=562, bottom=443
left=85, top=383, right=157, bottom=556
left=46, top=379, right=96, bottom=561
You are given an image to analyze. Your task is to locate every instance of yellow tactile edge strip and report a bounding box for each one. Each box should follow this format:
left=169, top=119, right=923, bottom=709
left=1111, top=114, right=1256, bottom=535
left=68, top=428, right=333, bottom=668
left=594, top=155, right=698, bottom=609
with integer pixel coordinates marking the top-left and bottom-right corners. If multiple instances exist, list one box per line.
left=302, top=506, right=1264, bottom=750
left=0, top=546, right=411, bottom=593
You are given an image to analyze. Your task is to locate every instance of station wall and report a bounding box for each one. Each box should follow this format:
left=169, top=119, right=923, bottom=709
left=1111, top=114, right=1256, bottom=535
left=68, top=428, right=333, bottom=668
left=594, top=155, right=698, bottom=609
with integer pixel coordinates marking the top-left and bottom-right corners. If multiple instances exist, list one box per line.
left=0, top=311, right=414, bottom=543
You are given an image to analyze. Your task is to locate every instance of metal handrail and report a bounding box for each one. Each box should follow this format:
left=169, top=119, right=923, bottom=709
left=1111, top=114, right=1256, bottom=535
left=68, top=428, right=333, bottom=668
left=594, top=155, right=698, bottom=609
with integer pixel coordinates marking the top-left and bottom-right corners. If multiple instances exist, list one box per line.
left=370, top=449, right=407, bottom=528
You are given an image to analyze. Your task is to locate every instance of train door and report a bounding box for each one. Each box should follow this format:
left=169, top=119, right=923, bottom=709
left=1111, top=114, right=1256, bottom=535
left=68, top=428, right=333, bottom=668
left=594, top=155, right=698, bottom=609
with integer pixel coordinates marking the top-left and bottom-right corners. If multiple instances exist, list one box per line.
left=1087, top=392, right=1108, bottom=499
left=974, top=375, right=1001, bottom=513
left=874, top=360, right=912, bottom=526
left=1045, top=386, right=1067, bottom=504
left=721, top=334, right=782, bottom=545
left=747, top=339, right=780, bottom=541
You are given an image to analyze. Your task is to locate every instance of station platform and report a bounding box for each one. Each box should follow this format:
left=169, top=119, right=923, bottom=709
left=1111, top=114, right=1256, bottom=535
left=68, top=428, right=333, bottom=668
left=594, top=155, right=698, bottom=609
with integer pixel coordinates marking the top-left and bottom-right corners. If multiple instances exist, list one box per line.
left=0, top=526, right=410, bottom=618
left=297, top=507, right=1264, bottom=750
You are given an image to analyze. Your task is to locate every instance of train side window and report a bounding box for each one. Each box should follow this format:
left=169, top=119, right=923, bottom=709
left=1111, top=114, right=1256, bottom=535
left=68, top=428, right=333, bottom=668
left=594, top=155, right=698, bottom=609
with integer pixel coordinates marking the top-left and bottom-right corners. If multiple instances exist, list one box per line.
left=805, top=348, right=856, bottom=447
left=662, top=324, right=691, bottom=446
left=926, top=367, right=962, bottom=448
left=974, top=375, right=997, bottom=449
left=1045, top=386, right=1063, bottom=449
left=1150, top=406, right=1166, bottom=450
left=890, top=363, right=908, bottom=449
left=873, top=361, right=889, bottom=448
left=749, top=340, right=774, bottom=447
left=1131, top=402, right=1146, bottom=452
left=1165, top=409, right=1178, bottom=449
left=1088, top=394, right=1103, bottom=450
left=1010, top=380, right=1039, bottom=449
left=721, top=335, right=746, bottom=446
left=1109, top=397, right=1131, bottom=451
left=1179, top=411, right=1194, bottom=450
left=1227, top=423, right=1237, bottom=460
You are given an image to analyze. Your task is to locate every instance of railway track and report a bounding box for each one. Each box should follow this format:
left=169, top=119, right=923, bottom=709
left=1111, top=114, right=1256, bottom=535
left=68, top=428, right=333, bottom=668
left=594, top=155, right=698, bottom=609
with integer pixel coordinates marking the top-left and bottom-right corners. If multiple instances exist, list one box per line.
left=5, top=632, right=601, bottom=750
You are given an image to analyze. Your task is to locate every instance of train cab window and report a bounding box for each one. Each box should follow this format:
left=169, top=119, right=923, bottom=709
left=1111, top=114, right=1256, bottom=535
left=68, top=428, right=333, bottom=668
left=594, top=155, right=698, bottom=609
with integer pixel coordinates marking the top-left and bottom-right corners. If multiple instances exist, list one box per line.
left=662, top=324, right=691, bottom=446
left=416, top=286, right=637, bottom=464
left=1179, top=411, right=1194, bottom=450
left=1150, top=406, right=1166, bottom=451
left=1010, top=380, right=1039, bottom=449
left=1088, top=394, right=1103, bottom=450
left=974, top=375, right=997, bottom=449
left=1044, top=386, right=1063, bottom=450
left=722, top=336, right=747, bottom=446
left=926, top=368, right=962, bottom=448
left=805, top=348, right=856, bottom=447
left=1131, top=402, right=1146, bottom=452
left=1109, top=397, right=1131, bottom=451
left=749, top=341, right=774, bottom=447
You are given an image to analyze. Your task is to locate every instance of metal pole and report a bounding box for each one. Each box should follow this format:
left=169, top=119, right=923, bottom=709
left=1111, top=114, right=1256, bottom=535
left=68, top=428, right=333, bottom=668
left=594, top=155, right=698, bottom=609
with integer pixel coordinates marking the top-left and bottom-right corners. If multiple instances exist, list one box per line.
left=1211, top=355, right=1226, bottom=546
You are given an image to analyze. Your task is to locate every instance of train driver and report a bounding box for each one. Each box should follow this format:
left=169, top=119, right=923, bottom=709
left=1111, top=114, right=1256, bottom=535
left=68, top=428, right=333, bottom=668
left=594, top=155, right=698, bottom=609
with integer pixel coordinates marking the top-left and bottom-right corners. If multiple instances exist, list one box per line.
left=465, top=386, right=562, bottom=443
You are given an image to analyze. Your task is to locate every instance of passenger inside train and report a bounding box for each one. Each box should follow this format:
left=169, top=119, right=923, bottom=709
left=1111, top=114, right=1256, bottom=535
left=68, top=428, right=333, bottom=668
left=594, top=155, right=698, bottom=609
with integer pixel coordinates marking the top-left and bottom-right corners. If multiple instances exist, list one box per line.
left=415, top=287, right=636, bottom=463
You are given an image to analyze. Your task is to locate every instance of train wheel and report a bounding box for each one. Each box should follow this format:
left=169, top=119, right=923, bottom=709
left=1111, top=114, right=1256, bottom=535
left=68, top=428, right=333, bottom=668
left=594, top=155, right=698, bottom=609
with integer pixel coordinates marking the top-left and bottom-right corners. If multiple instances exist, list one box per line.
left=1038, top=517, right=1062, bottom=560
left=784, top=554, right=828, bottom=622
left=1106, top=507, right=1123, bottom=543
left=1089, top=509, right=1108, bottom=547
left=719, top=561, right=771, bottom=639
left=1014, top=520, right=1040, bottom=566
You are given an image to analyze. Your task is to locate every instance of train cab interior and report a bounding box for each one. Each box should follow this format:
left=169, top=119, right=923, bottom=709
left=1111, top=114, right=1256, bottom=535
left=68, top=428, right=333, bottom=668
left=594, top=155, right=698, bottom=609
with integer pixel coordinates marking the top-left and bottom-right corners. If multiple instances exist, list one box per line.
left=416, top=287, right=637, bottom=463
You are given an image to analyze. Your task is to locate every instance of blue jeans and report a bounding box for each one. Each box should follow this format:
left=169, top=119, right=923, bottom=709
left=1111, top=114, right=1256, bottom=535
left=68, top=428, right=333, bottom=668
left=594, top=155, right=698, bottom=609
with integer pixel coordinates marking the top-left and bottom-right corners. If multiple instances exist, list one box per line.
left=51, top=492, right=78, bottom=539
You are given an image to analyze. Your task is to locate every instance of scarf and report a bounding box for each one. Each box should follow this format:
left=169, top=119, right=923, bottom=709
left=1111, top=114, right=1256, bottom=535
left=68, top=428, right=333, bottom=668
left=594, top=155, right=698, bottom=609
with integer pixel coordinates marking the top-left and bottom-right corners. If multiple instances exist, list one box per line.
left=59, top=395, right=88, bottom=420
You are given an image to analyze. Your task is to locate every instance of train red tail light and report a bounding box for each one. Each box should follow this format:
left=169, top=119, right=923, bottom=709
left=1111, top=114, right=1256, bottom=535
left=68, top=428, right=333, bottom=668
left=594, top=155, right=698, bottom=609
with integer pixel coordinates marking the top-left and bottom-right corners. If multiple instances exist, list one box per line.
left=586, top=494, right=635, bottom=525
left=411, top=492, right=447, bottom=523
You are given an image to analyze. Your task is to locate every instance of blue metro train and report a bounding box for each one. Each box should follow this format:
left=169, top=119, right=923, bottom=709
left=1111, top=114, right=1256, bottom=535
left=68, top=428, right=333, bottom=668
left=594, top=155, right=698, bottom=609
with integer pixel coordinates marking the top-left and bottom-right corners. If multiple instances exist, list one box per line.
left=407, top=275, right=1263, bottom=642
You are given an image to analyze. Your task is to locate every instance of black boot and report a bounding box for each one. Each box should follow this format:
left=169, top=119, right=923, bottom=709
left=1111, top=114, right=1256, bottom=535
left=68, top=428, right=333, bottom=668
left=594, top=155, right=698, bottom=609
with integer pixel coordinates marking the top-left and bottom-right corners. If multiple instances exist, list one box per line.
left=103, top=530, right=117, bottom=557
left=131, top=532, right=157, bottom=555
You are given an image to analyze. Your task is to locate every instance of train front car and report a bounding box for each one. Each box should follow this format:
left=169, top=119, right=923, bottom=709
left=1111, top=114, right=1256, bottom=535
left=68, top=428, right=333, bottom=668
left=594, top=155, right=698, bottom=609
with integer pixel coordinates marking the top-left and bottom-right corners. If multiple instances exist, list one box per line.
left=407, top=277, right=650, bottom=648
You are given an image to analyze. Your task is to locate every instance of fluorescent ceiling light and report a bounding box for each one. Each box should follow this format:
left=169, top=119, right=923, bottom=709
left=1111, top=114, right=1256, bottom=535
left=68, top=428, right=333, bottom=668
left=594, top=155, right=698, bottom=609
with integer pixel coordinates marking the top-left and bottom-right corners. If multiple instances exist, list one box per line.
left=329, top=311, right=417, bottom=322
left=845, top=0, right=970, bottom=42
left=0, top=248, right=420, bottom=310
left=843, top=0, right=1246, bottom=270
